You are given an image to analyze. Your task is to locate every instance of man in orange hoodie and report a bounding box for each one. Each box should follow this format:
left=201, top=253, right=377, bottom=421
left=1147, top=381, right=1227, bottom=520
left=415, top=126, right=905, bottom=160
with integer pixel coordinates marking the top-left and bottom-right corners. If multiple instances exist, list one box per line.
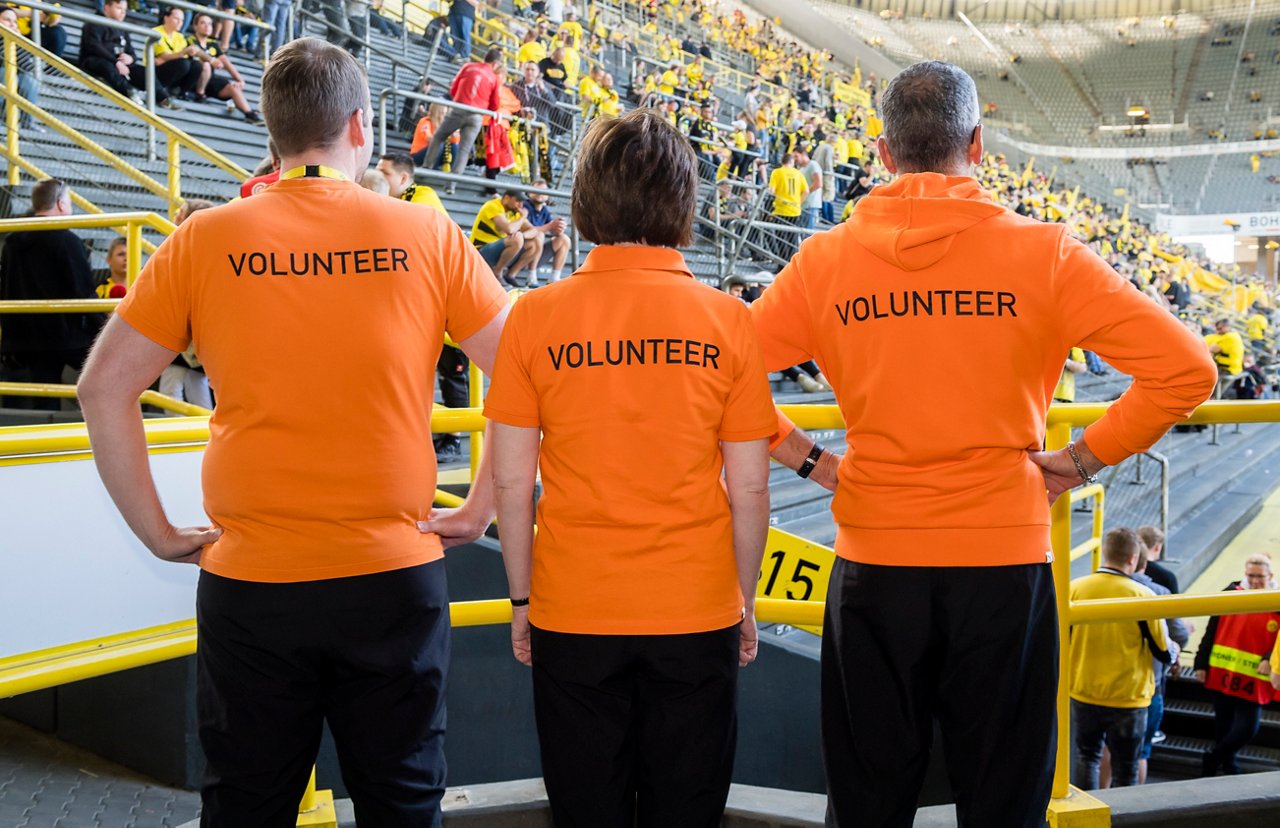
left=751, top=62, right=1217, bottom=827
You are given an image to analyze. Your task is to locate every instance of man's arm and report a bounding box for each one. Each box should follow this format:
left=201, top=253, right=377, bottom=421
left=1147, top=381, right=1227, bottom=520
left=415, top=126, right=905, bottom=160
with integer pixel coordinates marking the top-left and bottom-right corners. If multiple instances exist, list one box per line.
left=490, top=422, right=539, bottom=665
left=424, top=304, right=510, bottom=547
left=1031, top=235, right=1217, bottom=502
left=723, top=438, right=770, bottom=667
left=78, top=315, right=222, bottom=563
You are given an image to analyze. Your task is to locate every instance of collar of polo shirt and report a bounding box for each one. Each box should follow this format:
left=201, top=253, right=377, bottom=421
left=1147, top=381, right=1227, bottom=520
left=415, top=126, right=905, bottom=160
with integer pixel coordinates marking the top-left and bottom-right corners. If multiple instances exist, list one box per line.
left=574, top=245, right=693, bottom=278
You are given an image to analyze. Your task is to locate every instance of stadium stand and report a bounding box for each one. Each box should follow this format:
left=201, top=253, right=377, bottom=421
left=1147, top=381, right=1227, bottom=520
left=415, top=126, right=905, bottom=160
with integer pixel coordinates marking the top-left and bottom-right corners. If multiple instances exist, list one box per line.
left=2, top=1, right=1280, bottom=821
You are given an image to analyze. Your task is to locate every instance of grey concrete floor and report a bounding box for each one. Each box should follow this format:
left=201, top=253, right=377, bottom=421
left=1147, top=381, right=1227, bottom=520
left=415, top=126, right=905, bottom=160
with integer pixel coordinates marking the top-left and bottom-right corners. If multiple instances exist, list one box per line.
left=0, top=717, right=199, bottom=828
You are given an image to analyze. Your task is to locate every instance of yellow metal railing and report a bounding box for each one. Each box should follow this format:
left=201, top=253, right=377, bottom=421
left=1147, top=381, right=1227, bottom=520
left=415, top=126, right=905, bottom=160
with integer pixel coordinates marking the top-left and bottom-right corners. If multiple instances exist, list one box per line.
left=0, top=28, right=248, bottom=220
left=0, top=212, right=174, bottom=277
left=0, top=382, right=211, bottom=417
left=3, top=399, right=1280, bottom=824
left=1068, top=483, right=1105, bottom=571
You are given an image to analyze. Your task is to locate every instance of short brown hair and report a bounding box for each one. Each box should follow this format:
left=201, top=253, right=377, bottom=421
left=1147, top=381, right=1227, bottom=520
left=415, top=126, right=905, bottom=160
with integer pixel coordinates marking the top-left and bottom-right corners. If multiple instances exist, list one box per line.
left=1101, top=527, right=1143, bottom=568
left=30, top=178, right=68, bottom=214
left=571, top=109, right=696, bottom=248
left=1136, top=525, right=1164, bottom=550
left=260, top=38, right=369, bottom=157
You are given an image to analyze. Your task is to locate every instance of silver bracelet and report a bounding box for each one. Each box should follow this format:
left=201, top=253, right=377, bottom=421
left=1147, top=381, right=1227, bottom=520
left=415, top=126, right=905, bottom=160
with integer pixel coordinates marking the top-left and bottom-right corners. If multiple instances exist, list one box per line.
left=1066, top=442, right=1098, bottom=485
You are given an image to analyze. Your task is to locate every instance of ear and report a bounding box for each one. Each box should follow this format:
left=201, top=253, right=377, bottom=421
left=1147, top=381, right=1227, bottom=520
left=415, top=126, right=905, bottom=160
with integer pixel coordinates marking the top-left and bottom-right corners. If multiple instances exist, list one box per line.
left=876, top=136, right=897, bottom=174
left=968, top=124, right=983, bottom=167
left=347, top=108, right=367, bottom=149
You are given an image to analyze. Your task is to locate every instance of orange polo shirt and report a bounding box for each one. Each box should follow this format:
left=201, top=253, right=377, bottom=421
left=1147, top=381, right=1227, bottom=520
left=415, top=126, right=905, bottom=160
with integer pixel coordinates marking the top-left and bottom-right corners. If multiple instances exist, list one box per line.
left=751, top=173, right=1217, bottom=568
left=484, top=245, right=776, bottom=634
left=117, top=177, right=508, bottom=582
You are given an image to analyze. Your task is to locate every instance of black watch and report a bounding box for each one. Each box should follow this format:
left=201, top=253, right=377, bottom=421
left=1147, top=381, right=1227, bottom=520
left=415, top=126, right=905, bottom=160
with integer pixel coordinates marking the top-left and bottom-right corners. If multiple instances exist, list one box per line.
left=797, top=444, right=825, bottom=479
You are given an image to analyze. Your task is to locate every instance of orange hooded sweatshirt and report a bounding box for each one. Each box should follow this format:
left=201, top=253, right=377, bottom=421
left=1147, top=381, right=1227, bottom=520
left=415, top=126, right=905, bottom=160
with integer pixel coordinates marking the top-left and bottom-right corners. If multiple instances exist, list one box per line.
left=751, top=173, right=1217, bottom=567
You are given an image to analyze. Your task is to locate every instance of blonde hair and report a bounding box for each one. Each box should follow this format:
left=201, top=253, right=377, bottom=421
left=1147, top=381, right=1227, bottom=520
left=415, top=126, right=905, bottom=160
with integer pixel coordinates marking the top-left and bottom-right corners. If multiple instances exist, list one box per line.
left=359, top=169, right=390, bottom=195
left=1245, top=553, right=1273, bottom=572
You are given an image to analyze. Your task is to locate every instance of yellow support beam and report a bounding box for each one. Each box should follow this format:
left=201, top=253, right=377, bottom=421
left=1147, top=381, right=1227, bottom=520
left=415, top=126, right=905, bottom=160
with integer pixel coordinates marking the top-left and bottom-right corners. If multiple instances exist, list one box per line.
left=296, top=769, right=337, bottom=828
left=1046, top=786, right=1111, bottom=827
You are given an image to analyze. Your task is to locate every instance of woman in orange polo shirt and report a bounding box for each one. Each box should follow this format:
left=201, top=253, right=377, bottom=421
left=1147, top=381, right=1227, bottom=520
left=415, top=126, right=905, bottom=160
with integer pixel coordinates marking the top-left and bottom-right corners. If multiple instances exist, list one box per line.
left=486, top=109, right=776, bottom=827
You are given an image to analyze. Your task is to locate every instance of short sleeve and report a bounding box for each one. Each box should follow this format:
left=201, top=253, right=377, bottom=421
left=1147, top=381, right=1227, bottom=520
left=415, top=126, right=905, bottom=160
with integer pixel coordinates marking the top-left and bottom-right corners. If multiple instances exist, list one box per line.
left=749, top=246, right=816, bottom=372
left=441, top=220, right=508, bottom=343
left=720, top=305, right=779, bottom=442
left=115, top=219, right=194, bottom=353
left=482, top=301, right=540, bottom=428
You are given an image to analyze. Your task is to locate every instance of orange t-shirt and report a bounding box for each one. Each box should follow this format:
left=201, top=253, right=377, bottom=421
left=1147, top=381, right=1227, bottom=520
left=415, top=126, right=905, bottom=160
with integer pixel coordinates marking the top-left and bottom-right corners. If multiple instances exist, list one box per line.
left=751, top=173, right=1217, bottom=568
left=483, top=245, right=776, bottom=635
left=410, top=116, right=436, bottom=155
left=117, top=177, right=508, bottom=583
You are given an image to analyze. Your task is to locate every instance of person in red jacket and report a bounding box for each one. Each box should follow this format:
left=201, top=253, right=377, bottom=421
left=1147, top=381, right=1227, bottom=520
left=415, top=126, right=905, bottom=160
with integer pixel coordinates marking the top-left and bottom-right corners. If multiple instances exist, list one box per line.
left=1194, top=553, right=1280, bottom=776
left=418, top=47, right=504, bottom=178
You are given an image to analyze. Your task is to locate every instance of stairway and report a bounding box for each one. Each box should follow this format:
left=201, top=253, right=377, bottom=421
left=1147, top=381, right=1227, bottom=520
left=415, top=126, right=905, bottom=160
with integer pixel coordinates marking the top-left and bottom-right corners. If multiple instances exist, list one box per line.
left=1153, top=673, right=1280, bottom=777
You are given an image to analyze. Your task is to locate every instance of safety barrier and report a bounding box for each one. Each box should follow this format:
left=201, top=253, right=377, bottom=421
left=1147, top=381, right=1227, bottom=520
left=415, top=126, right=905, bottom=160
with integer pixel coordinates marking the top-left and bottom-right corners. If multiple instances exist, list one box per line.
left=2, top=387, right=1279, bottom=827
left=0, top=211, right=173, bottom=274
left=1068, top=483, right=1105, bottom=571
left=0, top=22, right=249, bottom=219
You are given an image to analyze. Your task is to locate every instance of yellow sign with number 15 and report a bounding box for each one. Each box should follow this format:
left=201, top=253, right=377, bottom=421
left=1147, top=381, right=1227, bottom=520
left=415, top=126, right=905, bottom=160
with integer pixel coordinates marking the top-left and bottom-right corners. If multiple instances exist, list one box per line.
left=756, top=527, right=835, bottom=635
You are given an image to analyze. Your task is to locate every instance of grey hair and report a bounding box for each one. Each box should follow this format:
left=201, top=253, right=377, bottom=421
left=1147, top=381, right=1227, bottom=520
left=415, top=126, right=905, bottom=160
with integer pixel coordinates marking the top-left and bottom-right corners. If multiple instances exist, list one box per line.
left=880, top=61, right=979, bottom=173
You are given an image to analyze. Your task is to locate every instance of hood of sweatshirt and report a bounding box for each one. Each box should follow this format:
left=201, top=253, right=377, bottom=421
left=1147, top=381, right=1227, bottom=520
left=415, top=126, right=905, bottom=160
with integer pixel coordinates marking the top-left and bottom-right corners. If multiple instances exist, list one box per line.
left=847, top=173, right=1006, bottom=271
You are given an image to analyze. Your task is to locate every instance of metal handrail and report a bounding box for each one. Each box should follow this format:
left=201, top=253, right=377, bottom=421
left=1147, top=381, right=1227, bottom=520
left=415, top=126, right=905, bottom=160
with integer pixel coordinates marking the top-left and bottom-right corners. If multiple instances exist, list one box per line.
left=0, top=26, right=249, bottom=191
left=1068, top=483, right=1105, bottom=570
left=0, top=212, right=173, bottom=270
left=0, top=382, right=211, bottom=416
left=6, top=0, right=161, bottom=129
left=375, top=87, right=547, bottom=158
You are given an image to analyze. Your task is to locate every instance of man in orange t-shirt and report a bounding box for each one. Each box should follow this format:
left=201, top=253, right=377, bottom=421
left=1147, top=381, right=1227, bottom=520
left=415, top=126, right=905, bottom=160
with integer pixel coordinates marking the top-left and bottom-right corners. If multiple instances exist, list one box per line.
left=79, top=39, right=509, bottom=825
left=752, top=62, right=1217, bottom=826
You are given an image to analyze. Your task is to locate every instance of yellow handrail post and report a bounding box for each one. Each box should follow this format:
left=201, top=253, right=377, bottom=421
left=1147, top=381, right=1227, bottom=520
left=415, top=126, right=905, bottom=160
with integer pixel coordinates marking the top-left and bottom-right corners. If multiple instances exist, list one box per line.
left=5, top=36, right=18, bottom=186
left=469, top=356, right=483, bottom=482
left=126, top=221, right=143, bottom=286
left=1047, top=422, right=1073, bottom=802
left=296, top=766, right=337, bottom=827
left=166, top=136, right=181, bottom=221
left=1091, top=486, right=1105, bottom=572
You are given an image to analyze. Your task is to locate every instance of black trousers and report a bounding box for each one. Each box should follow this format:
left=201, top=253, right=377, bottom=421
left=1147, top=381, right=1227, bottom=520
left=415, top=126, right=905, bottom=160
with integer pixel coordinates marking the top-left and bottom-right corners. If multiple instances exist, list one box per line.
left=821, top=559, right=1058, bottom=828
left=79, top=56, right=171, bottom=102
left=157, top=58, right=203, bottom=99
left=1206, top=693, right=1263, bottom=773
left=0, top=347, right=89, bottom=409
left=530, top=625, right=739, bottom=828
left=196, top=561, right=450, bottom=828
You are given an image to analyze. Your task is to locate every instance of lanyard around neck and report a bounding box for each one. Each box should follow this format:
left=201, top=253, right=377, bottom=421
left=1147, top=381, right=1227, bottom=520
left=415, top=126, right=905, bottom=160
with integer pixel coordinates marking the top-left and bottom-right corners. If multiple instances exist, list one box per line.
left=279, top=164, right=349, bottom=182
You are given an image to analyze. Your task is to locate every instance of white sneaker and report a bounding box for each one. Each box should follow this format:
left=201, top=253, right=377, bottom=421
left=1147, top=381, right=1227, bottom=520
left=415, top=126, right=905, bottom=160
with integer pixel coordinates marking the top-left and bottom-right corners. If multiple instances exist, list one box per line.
left=797, top=375, right=824, bottom=393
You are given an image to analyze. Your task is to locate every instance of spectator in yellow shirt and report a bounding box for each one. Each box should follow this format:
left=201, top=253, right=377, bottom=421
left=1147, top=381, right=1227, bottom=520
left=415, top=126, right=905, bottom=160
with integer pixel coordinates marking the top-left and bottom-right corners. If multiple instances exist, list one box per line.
left=658, top=63, right=680, bottom=97
left=1205, top=318, right=1246, bottom=386
left=767, top=152, right=808, bottom=260
left=516, top=28, right=545, bottom=66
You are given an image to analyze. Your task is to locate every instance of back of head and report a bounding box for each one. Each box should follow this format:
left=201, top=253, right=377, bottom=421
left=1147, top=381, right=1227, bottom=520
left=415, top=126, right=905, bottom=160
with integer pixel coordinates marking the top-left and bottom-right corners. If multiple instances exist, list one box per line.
left=1136, top=525, right=1164, bottom=552
left=484, top=47, right=504, bottom=66
left=880, top=61, right=979, bottom=173
left=571, top=108, right=696, bottom=248
left=261, top=38, right=369, bottom=157
left=30, top=178, right=68, bottom=215
left=359, top=169, right=390, bottom=195
left=1101, top=527, right=1142, bottom=570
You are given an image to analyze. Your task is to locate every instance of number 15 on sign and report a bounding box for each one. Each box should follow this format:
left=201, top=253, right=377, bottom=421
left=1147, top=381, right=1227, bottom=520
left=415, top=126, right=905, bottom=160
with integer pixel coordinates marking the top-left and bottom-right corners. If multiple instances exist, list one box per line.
left=756, top=527, right=834, bottom=635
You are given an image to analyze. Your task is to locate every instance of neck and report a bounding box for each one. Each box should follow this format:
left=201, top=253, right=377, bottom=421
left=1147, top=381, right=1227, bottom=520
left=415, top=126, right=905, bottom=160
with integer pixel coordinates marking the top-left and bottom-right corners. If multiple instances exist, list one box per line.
left=109, top=272, right=127, bottom=284
left=278, top=152, right=358, bottom=182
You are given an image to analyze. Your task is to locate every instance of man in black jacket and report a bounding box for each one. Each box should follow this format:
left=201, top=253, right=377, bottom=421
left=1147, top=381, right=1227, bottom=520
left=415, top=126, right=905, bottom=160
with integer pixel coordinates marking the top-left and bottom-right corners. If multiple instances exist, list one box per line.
left=77, top=0, right=179, bottom=109
left=0, top=179, right=101, bottom=410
